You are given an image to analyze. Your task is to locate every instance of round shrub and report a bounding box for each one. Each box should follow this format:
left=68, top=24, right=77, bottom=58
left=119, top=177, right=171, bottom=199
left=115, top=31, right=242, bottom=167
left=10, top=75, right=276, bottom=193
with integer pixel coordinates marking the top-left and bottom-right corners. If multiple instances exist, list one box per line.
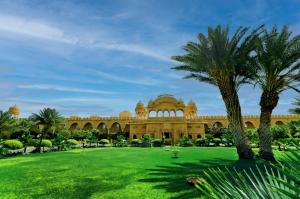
left=195, top=138, right=206, bottom=146
left=131, top=139, right=140, bottom=147
left=3, top=140, right=23, bottom=150
left=98, top=139, right=110, bottom=145
left=152, top=139, right=163, bottom=147
left=28, top=139, right=38, bottom=146
left=40, top=140, right=52, bottom=147
left=67, top=139, right=79, bottom=146
left=179, top=135, right=193, bottom=147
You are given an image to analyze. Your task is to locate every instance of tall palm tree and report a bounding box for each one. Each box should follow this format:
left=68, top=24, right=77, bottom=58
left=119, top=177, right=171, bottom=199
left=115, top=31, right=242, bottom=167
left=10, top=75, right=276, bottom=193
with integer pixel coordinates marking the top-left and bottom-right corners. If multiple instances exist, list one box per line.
left=30, top=108, right=63, bottom=153
left=172, top=25, right=261, bottom=159
left=253, top=26, right=300, bottom=161
left=0, top=111, right=16, bottom=137
left=289, top=96, right=300, bottom=114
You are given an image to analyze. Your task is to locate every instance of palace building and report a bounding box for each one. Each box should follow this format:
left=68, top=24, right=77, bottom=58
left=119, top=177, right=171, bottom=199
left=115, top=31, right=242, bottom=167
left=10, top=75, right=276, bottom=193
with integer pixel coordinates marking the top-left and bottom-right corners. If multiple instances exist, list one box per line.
left=65, top=94, right=300, bottom=143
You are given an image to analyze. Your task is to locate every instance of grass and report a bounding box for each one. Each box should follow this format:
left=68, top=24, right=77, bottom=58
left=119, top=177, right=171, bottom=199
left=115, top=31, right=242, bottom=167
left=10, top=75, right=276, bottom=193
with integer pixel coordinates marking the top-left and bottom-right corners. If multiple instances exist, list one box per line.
left=0, top=147, right=291, bottom=199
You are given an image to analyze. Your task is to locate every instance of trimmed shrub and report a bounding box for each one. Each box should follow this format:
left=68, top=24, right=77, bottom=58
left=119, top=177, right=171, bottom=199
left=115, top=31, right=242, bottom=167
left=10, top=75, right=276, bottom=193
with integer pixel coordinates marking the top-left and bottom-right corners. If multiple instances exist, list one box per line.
left=152, top=139, right=163, bottom=147
left=164, top=139, right=172, bottom=145
left=40, top=140, right=52, bottom=147
left=98, top=139, right=109, bottom=146
left=131, top=139, right=140, bottom=147
left=271, top=125, right=290, bottom=140
left=180, top=135, right=193, bottom=147
left=114, top=135, right=128, bottom=147
left=195, top=138, right=206, bottom=146
left=3, top=140, right=23, bottom=150
left=67, top=139, right=79, bottom=146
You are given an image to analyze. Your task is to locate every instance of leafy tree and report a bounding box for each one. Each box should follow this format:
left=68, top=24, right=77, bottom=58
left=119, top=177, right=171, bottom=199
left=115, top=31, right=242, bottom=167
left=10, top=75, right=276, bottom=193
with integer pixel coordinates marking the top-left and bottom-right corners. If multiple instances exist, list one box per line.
left=172, top=25, right=260, bottom=159
left=53, top=129, right=70, bottom=151
left=86, top=132, right=97, bottom=147
left=289, top=97, right=300, bottom=114
left=17, top=120, right=36, bottom=153
left=271, top=125, right=290, bottom=140
left=30, top=108, right=63, bottom=153
left=252, top=26, right=300, bottom=160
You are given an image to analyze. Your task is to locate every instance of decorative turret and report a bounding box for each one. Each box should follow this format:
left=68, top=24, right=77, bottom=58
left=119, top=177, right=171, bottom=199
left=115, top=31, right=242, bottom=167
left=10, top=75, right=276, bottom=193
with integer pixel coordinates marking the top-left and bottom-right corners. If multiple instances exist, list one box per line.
left=119, top=111, right=132, bottom=119
left=135, top=101, right=147, bottom=119
left=8, top=105, right=20, bottom=118
left=69, top=115, right=81, bottom=120
left=185, top=100, right=197, bottom=118
left=89, top=115, right=101, bottom=120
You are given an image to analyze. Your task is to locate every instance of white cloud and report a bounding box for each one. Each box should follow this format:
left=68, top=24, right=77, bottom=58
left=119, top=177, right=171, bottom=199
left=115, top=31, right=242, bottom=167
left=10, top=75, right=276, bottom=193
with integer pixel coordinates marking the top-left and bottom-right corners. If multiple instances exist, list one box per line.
left=94, top=70, right=162, bottom=86
left=17, top=84, right=118, bottom=94
left=0, top=14, right=173, bottom=62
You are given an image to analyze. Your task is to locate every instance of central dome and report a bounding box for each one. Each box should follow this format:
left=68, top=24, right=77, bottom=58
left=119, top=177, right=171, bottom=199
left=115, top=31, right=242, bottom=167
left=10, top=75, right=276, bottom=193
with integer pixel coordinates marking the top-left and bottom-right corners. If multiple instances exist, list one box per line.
left=147, top=94, right=185, bottom=111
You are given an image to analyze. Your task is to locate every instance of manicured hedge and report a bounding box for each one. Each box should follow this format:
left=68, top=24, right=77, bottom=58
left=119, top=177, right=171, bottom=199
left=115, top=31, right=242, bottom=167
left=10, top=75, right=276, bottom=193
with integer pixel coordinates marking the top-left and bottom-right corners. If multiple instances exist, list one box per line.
left=131, top=139, right=140, bottom=147
left=3, top=140, right=23, bottom=150
left=195, top=138, right=206, bottom=146
left=152, top=139, right=163, bottom=147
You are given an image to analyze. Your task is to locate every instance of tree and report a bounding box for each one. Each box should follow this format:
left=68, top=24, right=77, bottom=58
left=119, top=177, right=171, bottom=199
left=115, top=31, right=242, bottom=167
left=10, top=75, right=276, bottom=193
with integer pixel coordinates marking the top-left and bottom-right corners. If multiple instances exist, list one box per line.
left=0, top=111, right=16, bottom=138
left=30, top=108, right=63, bottom=153
left=17, top=120, right=36, bottom=153
left=252, top=26, right=300, bottom=160
left=172, top=25, right=260, bottom=159
left=289, top=97, right=300, bottom=114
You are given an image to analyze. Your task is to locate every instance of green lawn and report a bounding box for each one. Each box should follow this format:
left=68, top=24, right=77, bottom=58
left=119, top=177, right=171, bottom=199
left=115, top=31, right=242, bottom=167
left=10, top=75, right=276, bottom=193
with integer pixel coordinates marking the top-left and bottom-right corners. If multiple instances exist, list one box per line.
left=0, top=147, right=287, bottom=199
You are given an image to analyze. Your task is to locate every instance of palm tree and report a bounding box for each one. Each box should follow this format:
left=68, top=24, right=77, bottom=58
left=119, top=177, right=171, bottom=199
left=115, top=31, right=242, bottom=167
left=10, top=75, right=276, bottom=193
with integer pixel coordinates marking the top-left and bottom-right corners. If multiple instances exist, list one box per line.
left=172, top=25, right=261, bottom=159
left=30, top=108, right=63, bottom=153
left=289, top=97, right=300, bottom=114
left=17, top=120, right=36, bottom=153
left=252, top=26, right=300, bottom=161
left=0, top=111, right=16, bottom=137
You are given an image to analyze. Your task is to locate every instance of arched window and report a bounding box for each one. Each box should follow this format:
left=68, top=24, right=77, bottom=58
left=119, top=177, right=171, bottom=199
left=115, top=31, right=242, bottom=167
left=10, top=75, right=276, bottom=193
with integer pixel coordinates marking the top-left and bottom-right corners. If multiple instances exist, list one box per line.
left=176, top=109, right=184, bottom=117
left=83, top=122, right=93, bottom=130
left=110, top=122, right=122, bottom=133
left=275, top=121, right=284, bottom=125
left=157, top=110, right=163, bottom=117
left=70, top=123, right=79, bottom=131
left=163, top=110, right=169, bottom=117
left=197, top=134, right=202, bottom=138
left=245, top=121, right=255, bottom=129
left=213, top=122, right=223, bottom=128
left=133, top=134, right=137, bottom=139
left=149, top=110, right=156, bottom=117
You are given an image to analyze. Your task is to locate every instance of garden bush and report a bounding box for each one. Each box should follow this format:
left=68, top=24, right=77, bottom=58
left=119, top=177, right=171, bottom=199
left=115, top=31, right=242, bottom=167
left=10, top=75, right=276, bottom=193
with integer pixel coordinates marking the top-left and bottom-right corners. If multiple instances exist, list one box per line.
left=114, top=135, right=128, bottom=147
left=131, top=139, right=140, bottom=147
left=28, top=139, right=38, bottom=146
left=212, top=138, right=221, bottom=146
left=152, top=139, right=163, bottom=147
left=179, top=135, right=193, bottom=147
left=67, top=139, right=79, bottom=146
left=40, top=140, right=52, bottom=147
left=98, top=139, right=109, bottom=146
left=271, top=125, right=290, bottom=140
left=3, top=140, right=23, bottom=150
left=141, top=134, right=152, bottom=147
left=195, top=138, right=206, bottom=146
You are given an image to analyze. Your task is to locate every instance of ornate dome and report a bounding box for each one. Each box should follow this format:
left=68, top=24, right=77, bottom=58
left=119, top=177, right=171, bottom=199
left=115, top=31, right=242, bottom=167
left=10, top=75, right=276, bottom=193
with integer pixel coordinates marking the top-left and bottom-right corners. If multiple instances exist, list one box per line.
left=119, top=111, right=132, bottom=118
left=147, top=94, right=185, bottom=111
left=8, top=105, right=20, bottom=116
left=187, top=100, right=197, bottom=108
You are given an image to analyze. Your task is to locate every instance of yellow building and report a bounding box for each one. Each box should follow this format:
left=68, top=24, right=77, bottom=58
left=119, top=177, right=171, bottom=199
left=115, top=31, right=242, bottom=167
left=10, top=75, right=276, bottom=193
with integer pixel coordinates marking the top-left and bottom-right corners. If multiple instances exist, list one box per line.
left=65, top=94, right=300, bottom=143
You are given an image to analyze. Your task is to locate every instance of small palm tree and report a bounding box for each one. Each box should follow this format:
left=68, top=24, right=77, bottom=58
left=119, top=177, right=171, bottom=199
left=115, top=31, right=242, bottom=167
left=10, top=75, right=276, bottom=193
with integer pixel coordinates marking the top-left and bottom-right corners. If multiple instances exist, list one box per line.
left=172, top=25, right=261, bottom=159
left=30, top=108, right=63, bottom=153
left=17, top=120, right=36, bottom=153
left=252, top=26, right=300, bottom=161
left=0, top=111, right=16, bottom=136
left=289, top=97, right=300, bottom=114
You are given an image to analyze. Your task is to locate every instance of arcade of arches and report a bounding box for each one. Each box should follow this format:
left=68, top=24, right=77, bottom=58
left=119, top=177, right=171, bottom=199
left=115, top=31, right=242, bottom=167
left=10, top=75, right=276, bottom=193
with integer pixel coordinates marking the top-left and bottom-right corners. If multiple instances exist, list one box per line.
left=65, top=94, right=300, bottom=143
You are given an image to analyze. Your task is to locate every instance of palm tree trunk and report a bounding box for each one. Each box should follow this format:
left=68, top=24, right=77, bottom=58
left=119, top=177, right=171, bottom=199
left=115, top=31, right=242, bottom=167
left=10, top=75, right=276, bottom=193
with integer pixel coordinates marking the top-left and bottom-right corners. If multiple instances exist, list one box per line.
left=258, top=91, right=279, bottom=161
left=38, top=132, right=44, bottom=153
left=219, top=81, right=254, bottom=159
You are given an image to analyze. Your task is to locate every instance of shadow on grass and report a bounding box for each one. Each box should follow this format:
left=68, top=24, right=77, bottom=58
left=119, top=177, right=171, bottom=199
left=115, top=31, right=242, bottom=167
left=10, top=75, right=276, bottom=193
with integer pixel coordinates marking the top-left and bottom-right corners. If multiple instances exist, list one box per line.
left=139, top=158, right=267, bottom=199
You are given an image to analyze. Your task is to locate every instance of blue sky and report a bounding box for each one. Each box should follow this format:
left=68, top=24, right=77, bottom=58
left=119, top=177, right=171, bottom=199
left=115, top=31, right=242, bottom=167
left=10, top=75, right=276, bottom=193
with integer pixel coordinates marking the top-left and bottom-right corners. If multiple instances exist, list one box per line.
left=0, top=0, right=299, bottom=117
